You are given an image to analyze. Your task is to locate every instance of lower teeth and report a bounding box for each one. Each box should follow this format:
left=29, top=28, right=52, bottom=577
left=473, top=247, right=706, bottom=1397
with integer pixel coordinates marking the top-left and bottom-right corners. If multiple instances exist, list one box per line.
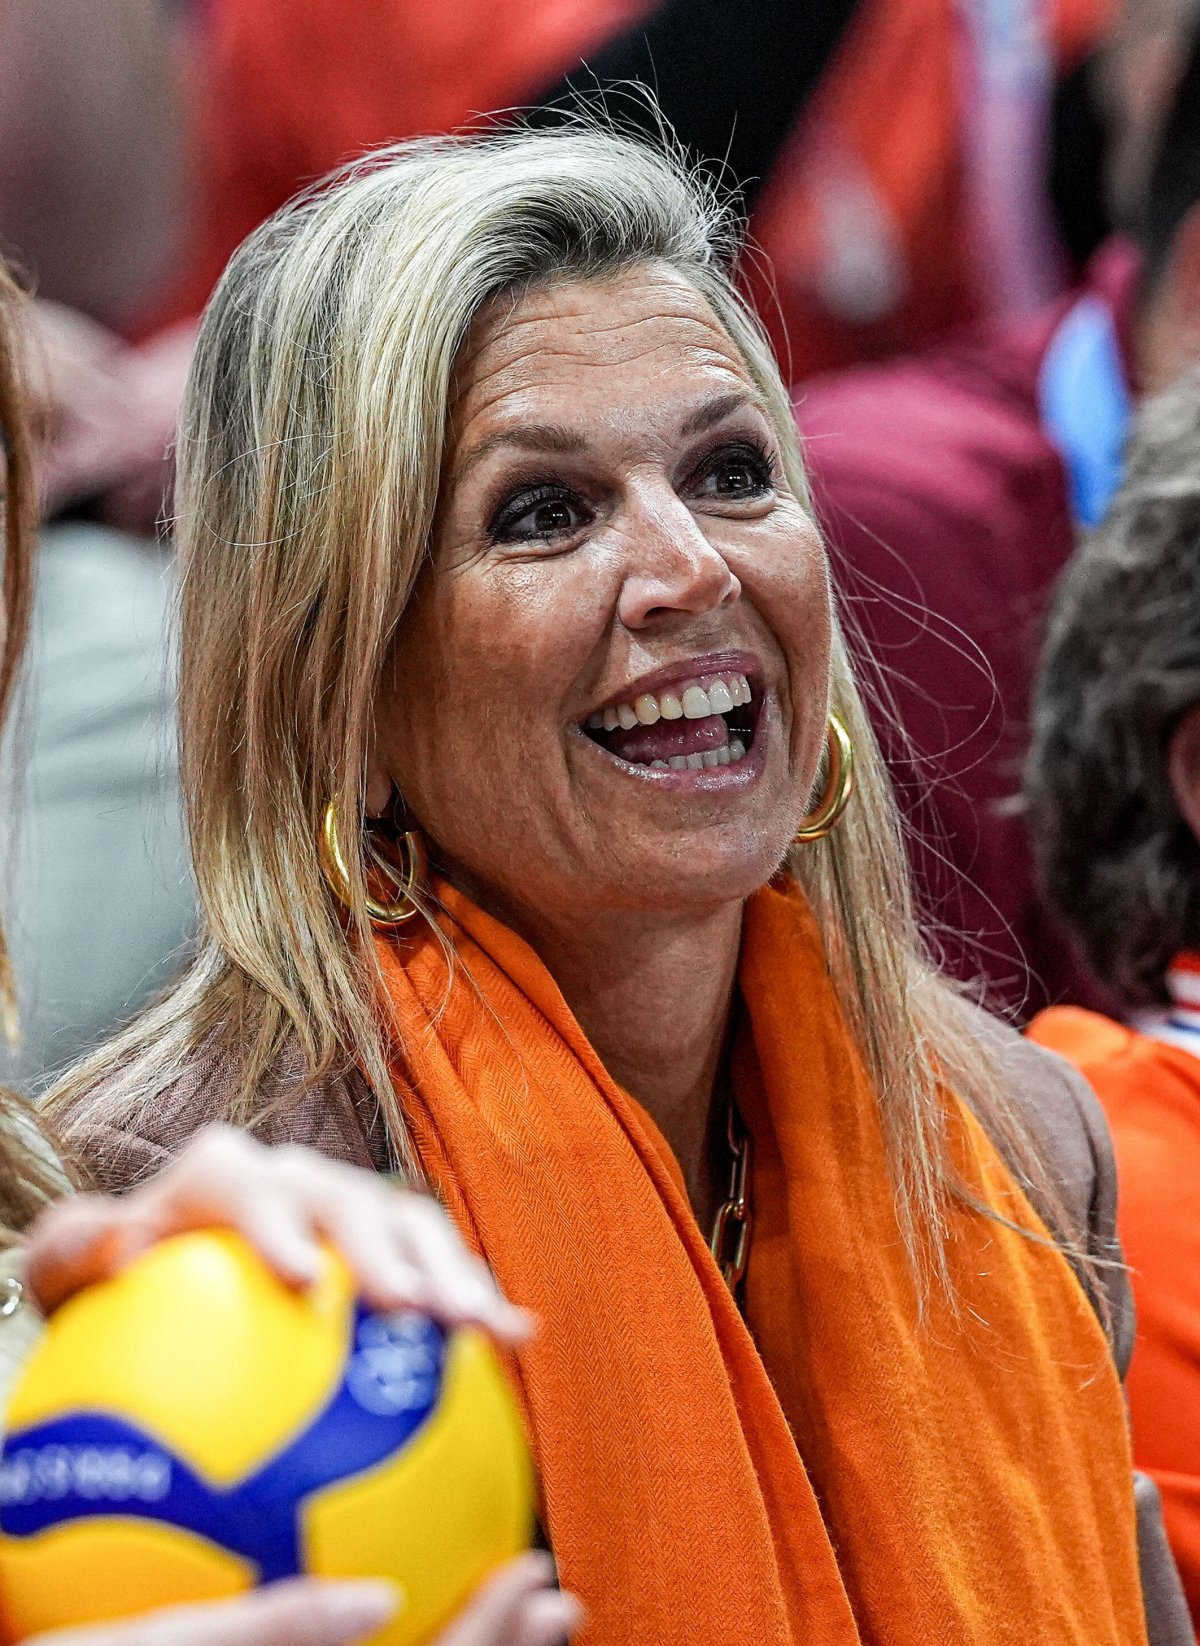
left=644, top=737, right=747, bottom=772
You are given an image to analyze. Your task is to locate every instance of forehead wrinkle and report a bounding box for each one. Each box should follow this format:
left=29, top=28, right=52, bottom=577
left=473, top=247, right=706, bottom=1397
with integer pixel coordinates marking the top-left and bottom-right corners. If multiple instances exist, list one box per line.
left=471, top=313, right=742, bottom=384
left=450, top=346, right=759, bottom=476
left=460, top=272, right=741, bottom=383
left=458, top=330, right=750, bottom=427
left=536, top=305, right=722, bottom=344
left=468, top=261, right=712, bottom=336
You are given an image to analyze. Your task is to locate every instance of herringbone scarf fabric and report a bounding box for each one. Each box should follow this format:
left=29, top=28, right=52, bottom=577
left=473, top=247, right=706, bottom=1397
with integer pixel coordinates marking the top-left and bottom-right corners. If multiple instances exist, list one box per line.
left=375, top=877, right=1148, bottom=1646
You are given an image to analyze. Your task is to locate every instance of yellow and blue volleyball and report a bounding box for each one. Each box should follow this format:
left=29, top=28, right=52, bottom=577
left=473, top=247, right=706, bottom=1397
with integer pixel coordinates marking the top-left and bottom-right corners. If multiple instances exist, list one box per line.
left=0, top=1230, right=535, bottom=1645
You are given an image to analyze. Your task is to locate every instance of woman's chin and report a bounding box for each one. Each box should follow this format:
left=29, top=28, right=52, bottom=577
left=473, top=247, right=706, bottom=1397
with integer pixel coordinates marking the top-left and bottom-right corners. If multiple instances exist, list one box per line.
left=593, top=835, right=792, bottom=916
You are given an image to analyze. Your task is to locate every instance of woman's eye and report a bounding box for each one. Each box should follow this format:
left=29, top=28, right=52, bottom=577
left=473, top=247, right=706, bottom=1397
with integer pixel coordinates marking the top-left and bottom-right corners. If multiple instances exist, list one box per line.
left=695, top=444, right=775, bottom=501
left=489, top=488, right=589, bottom=544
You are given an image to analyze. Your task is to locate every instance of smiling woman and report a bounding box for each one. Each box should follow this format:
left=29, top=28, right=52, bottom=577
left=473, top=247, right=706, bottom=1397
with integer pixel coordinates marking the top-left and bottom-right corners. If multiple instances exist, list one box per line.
left=49, top=125, right=1189, bottom=1644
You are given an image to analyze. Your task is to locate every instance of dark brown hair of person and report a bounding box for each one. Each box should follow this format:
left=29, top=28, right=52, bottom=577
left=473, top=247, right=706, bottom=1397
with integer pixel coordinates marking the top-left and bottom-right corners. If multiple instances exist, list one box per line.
left=1027, top=370, right=1200, bottom=1005
left=0, top=268, right=74, bottom=1232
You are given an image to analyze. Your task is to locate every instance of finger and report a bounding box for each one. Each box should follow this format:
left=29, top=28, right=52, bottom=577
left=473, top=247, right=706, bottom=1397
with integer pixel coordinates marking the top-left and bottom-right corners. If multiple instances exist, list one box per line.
left=190, top=1178, right=322, bottom=1289
left=259, top=1154, right=416, bottom=1308
left=430, top=1554, right=563, bottom=1646
left=24, top=1198, right=144, bottom=1314
left=506, top=1589, right=586, bottom=1646
left=262, top=1164, right=534, bottom=1339
left=271, top=1158, right=508, bottom=1328
left=307, top=1179, right=489, bottom=1320
left=24, top=1579, right=401, bottom=1646
left=130, top=1131, right=321, bottom=1287
left=389, top=1199, right=533, bottom=1341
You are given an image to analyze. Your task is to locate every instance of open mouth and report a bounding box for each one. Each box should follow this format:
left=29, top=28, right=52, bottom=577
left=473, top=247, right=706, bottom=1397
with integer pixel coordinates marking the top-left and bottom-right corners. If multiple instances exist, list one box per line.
left=581, top=669, right=761, bottom=772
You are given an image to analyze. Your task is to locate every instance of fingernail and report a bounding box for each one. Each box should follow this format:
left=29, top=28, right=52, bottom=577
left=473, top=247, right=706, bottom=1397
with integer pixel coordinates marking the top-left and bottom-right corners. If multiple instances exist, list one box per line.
left=318, top=1579, right=403, bottom=1640
left=555, top=1593, right=586, bottom=1633
left=496, top=1302, right=537, bottom=1340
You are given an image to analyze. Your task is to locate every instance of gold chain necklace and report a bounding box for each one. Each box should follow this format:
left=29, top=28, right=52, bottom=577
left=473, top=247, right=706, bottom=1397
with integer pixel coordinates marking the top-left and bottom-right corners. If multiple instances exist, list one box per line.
left=709, top=1100, right=752, bottom=1292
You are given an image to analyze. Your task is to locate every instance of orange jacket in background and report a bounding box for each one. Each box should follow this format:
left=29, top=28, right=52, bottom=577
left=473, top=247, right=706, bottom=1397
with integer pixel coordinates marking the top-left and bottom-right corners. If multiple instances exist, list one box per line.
left=1029, top=983, right=1200, bottom=1631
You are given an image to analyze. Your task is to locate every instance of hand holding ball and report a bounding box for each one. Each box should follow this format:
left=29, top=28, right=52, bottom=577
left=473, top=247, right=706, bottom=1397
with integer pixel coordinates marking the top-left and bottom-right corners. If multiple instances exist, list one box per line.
left=0, top=1231, right=535, bottom=1644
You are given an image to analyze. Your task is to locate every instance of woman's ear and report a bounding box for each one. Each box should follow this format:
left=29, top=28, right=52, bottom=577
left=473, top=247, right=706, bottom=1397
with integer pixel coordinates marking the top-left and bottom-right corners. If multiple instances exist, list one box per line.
left=1168, top=702, right=1200, bottom=844
left=365, top=652, right=402, bottom=819
left=364, top=750, right=394, bottom=820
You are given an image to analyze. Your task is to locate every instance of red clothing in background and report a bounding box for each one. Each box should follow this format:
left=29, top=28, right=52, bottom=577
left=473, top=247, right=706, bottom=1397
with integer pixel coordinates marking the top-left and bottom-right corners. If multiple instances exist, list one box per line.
left=164, top=0, right=655, bottom=321
left=1029, top=976, right=1200, bottom=1631
left=743, top=0, right=1114, bottom=375
left=798, top=243, right=1137, bottom=1017
left=163, top=0, right=1112, bottom=372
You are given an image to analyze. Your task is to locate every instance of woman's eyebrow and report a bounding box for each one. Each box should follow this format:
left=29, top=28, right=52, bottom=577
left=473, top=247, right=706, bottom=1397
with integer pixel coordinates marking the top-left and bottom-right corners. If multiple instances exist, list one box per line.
left=456, top=422, right=584, bottom=477
left=677, top=390, right=767, bottom=438
left=456, top=390, right=766, bottom=478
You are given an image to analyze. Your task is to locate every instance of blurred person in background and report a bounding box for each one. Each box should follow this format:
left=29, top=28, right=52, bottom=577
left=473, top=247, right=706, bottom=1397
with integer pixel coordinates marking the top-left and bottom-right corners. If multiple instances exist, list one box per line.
left=1024, top=370, right=1200, bottom=1629
left=795, top=6, right=1200, bottom=1019
left=0, top=0, right=192, bottom=515
left=0, top=0, right=182, bottom=325
left=0, top=259, right=580, bottom=1646
left=0, top=1, right=196, bottom=1090
left=103, top=0, right=1129, bottom=524
left=156, top=0, right=1116, bottom=372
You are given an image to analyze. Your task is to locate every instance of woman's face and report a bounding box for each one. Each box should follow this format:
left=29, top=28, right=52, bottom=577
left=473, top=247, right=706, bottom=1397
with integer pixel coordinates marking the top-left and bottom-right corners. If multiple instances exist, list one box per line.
left=371, top=263, right=832, bottom=925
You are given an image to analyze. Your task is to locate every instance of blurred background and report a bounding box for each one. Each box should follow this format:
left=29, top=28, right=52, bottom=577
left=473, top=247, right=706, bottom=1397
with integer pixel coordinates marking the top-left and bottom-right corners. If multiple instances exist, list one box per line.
left=1, top=0, right=1197, bottom=1088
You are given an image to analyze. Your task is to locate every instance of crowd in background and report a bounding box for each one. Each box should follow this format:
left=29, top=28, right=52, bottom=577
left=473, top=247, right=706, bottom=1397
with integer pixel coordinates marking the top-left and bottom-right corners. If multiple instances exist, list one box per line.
left=4, top=0, right=1200, bottom=1630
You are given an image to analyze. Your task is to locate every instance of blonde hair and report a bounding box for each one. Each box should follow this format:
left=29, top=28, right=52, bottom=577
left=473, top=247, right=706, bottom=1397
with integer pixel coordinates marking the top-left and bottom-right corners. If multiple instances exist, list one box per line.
left=0, top=268, right=73, bottom=1232
left=0, top=268, right=35, bottom=1042
left=49, top=124, right=1085, bottom=1291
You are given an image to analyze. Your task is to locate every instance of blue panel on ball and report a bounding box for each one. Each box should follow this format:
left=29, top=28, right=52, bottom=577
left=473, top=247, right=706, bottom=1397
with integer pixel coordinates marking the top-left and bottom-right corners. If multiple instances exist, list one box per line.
left=0, top=1309, right=445, bottom=1583
left=0, top=1409, right=302, bottom=1578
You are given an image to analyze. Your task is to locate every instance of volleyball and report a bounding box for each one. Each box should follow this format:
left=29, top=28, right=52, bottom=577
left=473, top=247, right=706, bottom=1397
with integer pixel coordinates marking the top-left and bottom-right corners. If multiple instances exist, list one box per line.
left=0, top=1230, right=535, bottom=1645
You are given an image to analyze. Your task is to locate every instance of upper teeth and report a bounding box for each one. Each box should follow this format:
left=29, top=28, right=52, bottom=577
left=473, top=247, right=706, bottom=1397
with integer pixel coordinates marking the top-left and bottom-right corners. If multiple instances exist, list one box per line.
left=587, top=672, right=752, bottom=732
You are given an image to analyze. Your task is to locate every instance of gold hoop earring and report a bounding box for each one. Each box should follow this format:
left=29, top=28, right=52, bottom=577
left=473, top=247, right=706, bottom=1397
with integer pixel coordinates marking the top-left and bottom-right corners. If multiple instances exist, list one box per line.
left=320, top=802, right=426, bottom=928
left=794, top=714, right=855, bottom=843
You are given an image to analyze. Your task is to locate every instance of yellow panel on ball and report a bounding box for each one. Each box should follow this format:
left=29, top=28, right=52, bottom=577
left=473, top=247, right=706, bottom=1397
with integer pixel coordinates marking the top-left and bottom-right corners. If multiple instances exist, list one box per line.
left=305, top=1330, right=537, bottom=1646
left=0, top=1517, right=252, bottom=1636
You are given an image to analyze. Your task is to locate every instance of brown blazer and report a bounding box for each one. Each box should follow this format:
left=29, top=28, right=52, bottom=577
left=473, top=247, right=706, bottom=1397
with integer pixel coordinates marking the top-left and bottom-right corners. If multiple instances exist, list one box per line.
left=59, top=1010, right=1193, bottom=1644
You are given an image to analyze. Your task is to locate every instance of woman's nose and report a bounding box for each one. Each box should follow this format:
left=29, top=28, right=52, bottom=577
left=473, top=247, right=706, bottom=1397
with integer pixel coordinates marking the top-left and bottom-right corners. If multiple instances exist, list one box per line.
left=615, top=495, right=742, bottom=630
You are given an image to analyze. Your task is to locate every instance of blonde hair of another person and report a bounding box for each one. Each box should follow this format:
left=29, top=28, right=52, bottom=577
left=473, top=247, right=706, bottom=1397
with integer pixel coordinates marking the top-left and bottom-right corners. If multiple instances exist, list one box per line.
left=0, top=269, right=72, bottom=1234
left=49, top=124, right=1092, bottom=1298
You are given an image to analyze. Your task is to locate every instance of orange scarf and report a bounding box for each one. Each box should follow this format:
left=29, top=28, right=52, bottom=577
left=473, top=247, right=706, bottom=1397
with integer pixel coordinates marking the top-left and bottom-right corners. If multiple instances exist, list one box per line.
left=375, top=879, right=1147, bottom=1646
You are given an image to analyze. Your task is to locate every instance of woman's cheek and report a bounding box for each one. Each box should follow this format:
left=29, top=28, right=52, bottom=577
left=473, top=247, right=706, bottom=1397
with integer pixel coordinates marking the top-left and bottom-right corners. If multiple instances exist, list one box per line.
left=743, top=529, right=829, bottom=647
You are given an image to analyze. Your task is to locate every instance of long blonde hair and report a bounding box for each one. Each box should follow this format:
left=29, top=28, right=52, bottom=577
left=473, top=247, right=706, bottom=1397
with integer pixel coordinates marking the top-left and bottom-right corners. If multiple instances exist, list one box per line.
left=0, top=267, right=35, bottom=1039
left=0, top=268, right=73, bottom=1231
left=49, top=124, right=1085, bottom=1291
